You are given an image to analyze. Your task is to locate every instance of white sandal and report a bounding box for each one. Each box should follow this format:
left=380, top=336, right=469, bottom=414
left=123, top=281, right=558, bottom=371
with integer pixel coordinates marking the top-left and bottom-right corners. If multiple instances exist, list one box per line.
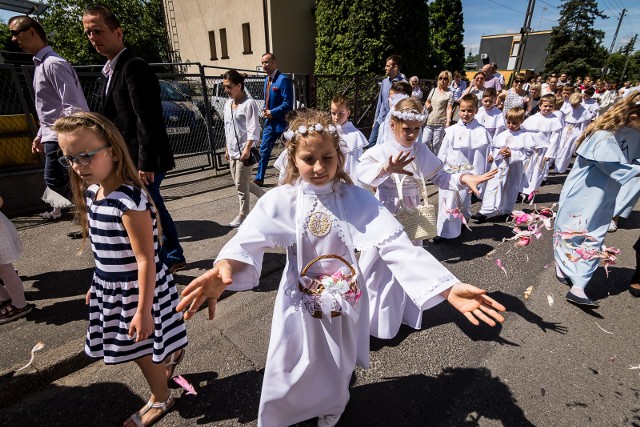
left=128, top=393, right=175, bottom=427
left=39, top=210, right=62, bottom=220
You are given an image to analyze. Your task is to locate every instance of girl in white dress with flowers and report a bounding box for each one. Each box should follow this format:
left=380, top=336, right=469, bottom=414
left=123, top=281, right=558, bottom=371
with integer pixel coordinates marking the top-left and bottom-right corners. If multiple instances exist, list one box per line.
left=178, top=109, right=506, bottom=427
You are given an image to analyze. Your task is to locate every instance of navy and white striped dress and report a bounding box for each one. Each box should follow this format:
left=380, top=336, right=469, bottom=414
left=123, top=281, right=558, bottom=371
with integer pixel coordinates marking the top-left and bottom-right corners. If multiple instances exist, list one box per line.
left=84, top=184, right=187, bottom=364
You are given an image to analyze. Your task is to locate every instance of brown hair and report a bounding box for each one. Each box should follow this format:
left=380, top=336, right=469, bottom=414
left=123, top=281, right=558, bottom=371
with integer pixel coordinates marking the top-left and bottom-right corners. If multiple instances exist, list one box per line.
left=331, top=94, right=351, bottom=110
left=505, top=107, right=525, bottom=124
left=576, top=92, right=640, bottom=147
left=460, top=93, right=479, bottom=110
left=281, top=109, right=351, bottom=185
left=53, top=112, right=154, bottom=243
left=483, top=88, right=497, bottom=99
left=390, top=80, right=412, bottom=96
left=82, top=6, right=121, bottom=30
left=539, top=94, right=556, bottom=106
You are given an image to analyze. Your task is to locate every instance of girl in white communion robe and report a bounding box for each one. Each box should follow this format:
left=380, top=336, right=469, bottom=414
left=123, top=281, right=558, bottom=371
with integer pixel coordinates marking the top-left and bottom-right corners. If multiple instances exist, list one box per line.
left=177, top=109, right=506, bottom=427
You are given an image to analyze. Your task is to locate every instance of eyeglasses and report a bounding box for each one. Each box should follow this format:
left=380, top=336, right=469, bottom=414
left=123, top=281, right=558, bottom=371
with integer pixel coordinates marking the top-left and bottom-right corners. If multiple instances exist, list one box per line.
left=58, top=146, right=108, bottom=168
left=438, top=77, right=449, bottom=81
left=513, top=80, right=523, bottom=84
left=9, top=28, right=28, bottom=37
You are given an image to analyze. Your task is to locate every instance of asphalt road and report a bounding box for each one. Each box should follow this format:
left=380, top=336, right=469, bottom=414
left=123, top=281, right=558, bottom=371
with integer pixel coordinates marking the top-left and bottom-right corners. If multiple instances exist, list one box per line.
left=2, top=169, right=639, bottom=427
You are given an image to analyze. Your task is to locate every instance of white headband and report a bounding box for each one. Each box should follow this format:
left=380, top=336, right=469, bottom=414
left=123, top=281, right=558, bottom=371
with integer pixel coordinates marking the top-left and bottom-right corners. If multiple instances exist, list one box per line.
left=391, top=108, right=427, bottom=122
left=283, top=123, right=341, bottom=141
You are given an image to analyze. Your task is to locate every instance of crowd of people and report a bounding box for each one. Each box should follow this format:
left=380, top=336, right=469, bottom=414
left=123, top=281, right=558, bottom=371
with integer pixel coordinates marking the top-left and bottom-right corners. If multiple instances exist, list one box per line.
left=0, top=11, right=638, bottom=427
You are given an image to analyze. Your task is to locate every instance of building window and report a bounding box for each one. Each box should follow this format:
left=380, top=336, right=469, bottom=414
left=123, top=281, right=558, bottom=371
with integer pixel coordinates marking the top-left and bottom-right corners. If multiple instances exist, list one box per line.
left=242, top=23, right=252, bottom=54
left=220, top=28, right=229, bottom=59
left=208, top=31, right=217, bottom=60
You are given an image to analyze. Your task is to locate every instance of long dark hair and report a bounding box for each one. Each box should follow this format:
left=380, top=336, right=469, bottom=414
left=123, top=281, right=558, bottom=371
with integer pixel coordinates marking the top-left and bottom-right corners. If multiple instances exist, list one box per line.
left=222, top=70, right=245, bottom=91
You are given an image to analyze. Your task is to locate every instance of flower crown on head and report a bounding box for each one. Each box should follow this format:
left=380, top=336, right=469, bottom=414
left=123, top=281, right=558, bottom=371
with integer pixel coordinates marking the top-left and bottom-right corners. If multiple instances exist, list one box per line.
left=283, top=123, right=341, bottom=141
left=391, top=108, right=428, bottom=122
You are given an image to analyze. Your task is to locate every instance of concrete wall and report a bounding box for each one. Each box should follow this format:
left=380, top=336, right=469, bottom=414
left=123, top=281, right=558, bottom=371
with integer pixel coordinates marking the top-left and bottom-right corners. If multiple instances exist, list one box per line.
left=169, top=0, right=316, bottom=74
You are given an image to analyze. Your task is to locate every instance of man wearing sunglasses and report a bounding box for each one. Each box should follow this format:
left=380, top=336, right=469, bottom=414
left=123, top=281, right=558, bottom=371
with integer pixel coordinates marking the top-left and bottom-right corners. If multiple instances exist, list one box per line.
left=8, top=15, right=89, bottom=220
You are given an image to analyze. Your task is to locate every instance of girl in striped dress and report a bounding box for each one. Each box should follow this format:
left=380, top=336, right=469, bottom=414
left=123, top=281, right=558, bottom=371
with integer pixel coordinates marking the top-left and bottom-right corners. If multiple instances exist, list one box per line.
left=54, top=112, right=187, bottom=427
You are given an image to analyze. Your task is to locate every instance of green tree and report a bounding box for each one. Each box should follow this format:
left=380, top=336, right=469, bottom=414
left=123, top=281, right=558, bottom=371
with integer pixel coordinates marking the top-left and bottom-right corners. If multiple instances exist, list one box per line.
left=606, top=35, right=638, bottom=84
left=1, top=0, right=169, bottom=65
left=543, top=0, right=608, bottom=78
left=314, top=0, right=431, bottom=77
left=429, top=0, right=465, bottom=74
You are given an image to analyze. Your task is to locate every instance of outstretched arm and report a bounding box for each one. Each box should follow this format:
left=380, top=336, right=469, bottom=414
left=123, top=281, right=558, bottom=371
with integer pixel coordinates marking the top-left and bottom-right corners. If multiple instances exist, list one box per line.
left=176, top=259, right=243, bottom=320
left=442, top=283, right=506, bottom=326
left=460, top=169, right=498, bottom=196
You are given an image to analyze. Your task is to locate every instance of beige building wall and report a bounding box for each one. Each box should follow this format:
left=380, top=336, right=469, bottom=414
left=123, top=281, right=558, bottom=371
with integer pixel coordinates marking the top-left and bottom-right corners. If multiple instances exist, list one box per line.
left=170, top=0, right=268, bottom=73
left=168, top=0, right=316, bottom=74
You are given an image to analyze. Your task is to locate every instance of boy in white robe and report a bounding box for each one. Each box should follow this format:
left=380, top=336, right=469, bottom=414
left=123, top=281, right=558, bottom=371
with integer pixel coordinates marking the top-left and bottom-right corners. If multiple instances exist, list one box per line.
left=582, top=86, right=599, bottom=121
left=357, top=98, right=497, bottom=338
left=551, top=92, right=592, bottom=173
left=476, top=88, right=506, bottom=139
left=178, top=109, right=506, bottom=427
left=436, top=93, right=492, bottom=240
left=473, top=107, right=534, bottom=222
left=331, top=95, right=368, bottom=185
left=520, top=94, right=563, bottom=199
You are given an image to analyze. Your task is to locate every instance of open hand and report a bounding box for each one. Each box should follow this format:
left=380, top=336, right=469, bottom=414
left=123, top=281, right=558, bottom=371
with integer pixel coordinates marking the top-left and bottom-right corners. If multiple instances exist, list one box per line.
left=460, top=169, right=498, bottom=196
left=384, top=151, right=416, bottom=176
left=445, top=283, right=506, bottom=326
left=176, top=260, right=235, bottom=320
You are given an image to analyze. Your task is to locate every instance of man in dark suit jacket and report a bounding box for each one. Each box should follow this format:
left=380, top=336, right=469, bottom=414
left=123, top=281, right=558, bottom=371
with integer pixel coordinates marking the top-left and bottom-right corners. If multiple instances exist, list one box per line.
left=82, top=6, right=186, bottom=273
left=253, top=53, right=293, bottom=187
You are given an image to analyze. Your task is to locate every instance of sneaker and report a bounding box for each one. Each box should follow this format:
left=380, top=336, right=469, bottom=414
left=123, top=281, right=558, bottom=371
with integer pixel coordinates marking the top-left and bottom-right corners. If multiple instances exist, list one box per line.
left=0, top=303, right=34, bottom=325
left=229, top=215, right=245, bottom=228
left=607, top=220, right=617, bottom=233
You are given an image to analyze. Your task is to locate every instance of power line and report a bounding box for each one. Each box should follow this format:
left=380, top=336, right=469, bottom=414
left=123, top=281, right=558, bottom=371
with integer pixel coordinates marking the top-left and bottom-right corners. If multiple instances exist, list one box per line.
left=485, top=0, right=524, bottom=15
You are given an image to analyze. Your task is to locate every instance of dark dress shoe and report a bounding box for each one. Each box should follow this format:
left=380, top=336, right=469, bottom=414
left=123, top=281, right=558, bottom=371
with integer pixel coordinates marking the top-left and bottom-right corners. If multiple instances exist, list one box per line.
left=168, top=261, right=188, bottom=275
left=432, top=236, right=449, bottom=244
left=565, top=291, right=599, bottom=308
left=252, top=179, right=264, bottom=187
left=629, top=284, right=640, bottom=297
left=67, top=231, right=83, bottom=239
left=555, top=273, right=572, bottom=285
left=471, top=213, right=488, bottom=223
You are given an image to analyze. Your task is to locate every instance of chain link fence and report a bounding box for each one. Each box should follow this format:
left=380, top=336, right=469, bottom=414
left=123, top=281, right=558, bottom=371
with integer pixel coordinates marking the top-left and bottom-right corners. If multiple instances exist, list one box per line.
left=2, top=61, right=400, bottom=176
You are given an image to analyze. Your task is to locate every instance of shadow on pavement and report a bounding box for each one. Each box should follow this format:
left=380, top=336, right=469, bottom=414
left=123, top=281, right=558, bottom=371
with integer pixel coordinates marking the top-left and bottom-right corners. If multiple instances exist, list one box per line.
left=172, top=370, right=261, bottom=425
left=371, top=292, right=516, bottom=351
left=23, top=267, right=94, bottom=300
left=2, top=382, right=142, bottom=425
left=175, top=219, right=231, bottom=242
left=340, top=367, right=535, bottom=426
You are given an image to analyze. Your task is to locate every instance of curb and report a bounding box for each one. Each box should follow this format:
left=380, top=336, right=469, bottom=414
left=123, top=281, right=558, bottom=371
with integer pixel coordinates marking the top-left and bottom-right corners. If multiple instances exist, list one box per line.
left=0, top=337, right=93, bottom=409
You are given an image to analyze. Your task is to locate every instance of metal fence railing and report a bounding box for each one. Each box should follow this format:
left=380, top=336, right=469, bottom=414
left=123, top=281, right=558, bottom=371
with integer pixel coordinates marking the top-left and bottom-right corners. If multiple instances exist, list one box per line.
left=1, top=61, right=407, bottom=176
left=0, top=64, right=39, bottom=171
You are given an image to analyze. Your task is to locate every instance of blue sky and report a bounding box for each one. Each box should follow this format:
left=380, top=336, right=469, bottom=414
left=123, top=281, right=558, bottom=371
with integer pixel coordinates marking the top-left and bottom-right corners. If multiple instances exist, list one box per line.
left=1, top=1, right=639, bottom=55
left=462, top=0, right=640, bottom=55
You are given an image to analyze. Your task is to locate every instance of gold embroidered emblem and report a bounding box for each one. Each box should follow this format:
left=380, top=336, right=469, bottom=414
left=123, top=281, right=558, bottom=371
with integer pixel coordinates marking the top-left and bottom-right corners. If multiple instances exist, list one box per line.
left=307, top=212, right=331, bottom=237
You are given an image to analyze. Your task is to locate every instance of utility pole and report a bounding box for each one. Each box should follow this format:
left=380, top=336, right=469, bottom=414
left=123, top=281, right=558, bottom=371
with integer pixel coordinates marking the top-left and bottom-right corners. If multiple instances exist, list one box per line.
left=620, top=34, right=637, bottom=85
left=512, top=0, right=536, bottom=84
left=604, top=9, right=627, bottom=76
